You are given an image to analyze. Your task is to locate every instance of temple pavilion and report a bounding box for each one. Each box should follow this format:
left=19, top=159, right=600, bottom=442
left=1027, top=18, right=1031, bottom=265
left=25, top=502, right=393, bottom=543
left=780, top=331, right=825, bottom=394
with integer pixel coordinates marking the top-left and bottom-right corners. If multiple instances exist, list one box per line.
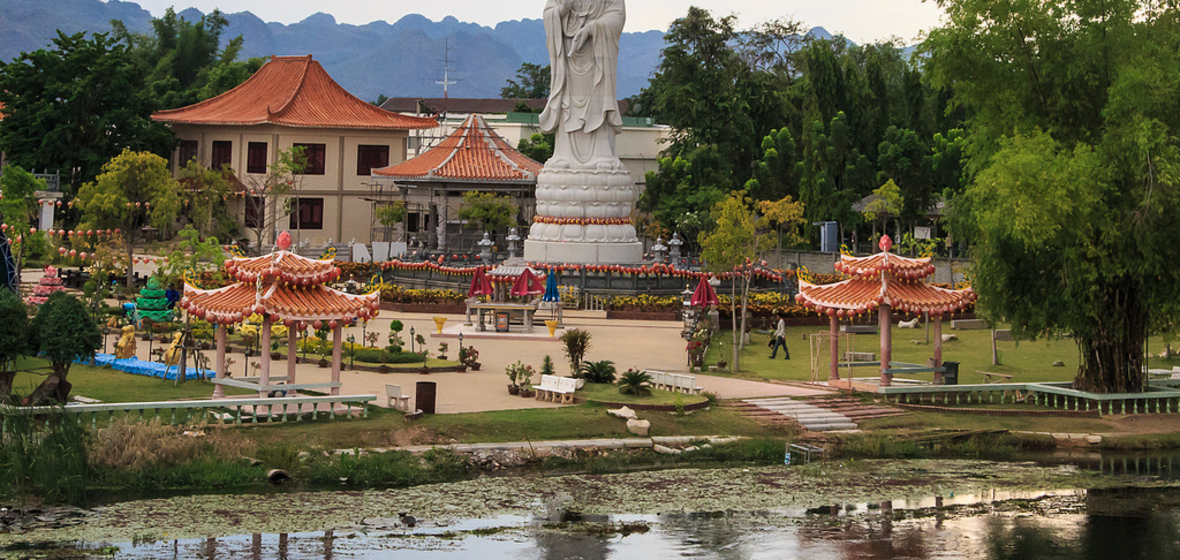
left=180, top=231, right=380, bottom=399
left=795, top=235, right=976, bottom=387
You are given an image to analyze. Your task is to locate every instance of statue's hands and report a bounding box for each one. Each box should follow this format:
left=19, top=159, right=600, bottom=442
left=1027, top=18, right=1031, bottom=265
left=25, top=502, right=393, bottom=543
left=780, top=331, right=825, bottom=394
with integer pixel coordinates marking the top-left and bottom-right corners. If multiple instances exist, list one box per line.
left=573, top=25, right=593, bottom=52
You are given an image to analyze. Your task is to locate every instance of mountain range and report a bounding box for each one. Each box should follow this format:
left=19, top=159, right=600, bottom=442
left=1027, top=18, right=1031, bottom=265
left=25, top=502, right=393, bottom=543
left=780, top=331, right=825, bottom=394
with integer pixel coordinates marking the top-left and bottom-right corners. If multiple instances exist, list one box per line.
left=0, top=0, right=856, bottom=103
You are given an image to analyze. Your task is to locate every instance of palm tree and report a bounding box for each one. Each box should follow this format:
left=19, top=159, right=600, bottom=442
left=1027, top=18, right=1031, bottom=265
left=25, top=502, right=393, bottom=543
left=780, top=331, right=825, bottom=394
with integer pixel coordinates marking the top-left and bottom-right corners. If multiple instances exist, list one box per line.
left=617, top=369, right=653, bottom=396
left=578, top=360, right=617, bottom=383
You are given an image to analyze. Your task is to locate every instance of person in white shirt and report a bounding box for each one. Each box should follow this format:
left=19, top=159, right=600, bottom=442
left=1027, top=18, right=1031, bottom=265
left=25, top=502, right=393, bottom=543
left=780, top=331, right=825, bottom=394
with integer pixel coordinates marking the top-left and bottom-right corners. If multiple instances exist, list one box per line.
left=769, top=312, right=789, bottom=359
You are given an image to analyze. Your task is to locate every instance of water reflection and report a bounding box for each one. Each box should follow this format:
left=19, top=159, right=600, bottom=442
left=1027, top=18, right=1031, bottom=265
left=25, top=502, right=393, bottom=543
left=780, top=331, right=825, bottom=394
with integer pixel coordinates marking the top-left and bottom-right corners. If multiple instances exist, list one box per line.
left=32, top=488, right=1180, bottom=559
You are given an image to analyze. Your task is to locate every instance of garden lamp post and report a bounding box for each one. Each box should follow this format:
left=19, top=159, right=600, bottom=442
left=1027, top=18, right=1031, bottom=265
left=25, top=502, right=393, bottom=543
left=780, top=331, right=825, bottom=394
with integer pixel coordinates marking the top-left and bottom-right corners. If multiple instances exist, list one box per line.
left=458, top=332, right=464, bottom=350
left=478, top=233, right=494, bottom=265
left=506, top=228, right=521, bottom=259
left=651, top=237, right=668, bottom=264
left=410, top=326, right=416, bottom=353
left=668, top=233, right=683, bottom=264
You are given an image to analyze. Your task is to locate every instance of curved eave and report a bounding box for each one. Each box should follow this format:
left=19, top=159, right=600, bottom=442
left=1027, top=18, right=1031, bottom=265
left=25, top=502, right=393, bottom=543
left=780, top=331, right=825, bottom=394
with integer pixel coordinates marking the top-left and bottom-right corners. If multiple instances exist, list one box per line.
left=154, top=118, right=437, bottom=131
left=835, top=252, right=933, bottom=279
left=796, top=277, right=976, bottom=315
left=228, top=251, right=338, bottom=282
left=181, top=281, right=380, bottom=323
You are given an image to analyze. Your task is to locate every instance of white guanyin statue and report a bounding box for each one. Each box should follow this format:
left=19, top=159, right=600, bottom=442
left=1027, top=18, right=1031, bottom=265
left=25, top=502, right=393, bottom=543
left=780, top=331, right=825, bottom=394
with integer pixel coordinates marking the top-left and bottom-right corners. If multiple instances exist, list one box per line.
left=525, top=0, right=643, bottom=263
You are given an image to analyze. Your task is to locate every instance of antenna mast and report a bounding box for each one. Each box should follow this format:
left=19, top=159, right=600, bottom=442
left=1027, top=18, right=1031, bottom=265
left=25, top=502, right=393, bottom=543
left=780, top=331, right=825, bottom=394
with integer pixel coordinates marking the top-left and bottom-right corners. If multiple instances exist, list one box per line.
left=436, top=37, right=458, bottom=121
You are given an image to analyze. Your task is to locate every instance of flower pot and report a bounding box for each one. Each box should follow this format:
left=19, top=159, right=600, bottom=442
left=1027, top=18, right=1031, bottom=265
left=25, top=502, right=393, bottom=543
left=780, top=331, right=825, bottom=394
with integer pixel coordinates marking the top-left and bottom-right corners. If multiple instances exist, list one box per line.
left=546, top=320, right=559, bottom=337
left=519, top=389, right=535, bottom=398
left=455, top=365, right=467, bottom=373
left=508, top=384, right=520, bottom=395
left=433, top=316, right=447, bottom=333
left=377, top=365, right=390, bottom=373
left=419, top=366, right=431, bottom=375
left=470, top=363, right=482, bottom=371
left=317, top=359, right=329, bottom=368
left=271, top=352, right=282, bottom=360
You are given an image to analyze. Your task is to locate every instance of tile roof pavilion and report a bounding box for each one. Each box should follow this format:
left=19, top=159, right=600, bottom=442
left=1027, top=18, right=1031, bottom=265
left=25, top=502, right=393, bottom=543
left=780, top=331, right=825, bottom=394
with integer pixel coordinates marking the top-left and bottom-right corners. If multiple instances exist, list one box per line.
left=796, top=235, right=975, bottom=387
left=372, top=114, right=543, bottom=183
left=152, top=55, right=436, bottom=131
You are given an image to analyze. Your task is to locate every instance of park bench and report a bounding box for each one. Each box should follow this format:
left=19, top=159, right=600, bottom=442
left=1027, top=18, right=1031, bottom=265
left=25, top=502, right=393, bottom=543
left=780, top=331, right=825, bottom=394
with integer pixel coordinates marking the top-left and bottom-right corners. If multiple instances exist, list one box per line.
left=844, top=351, right=876, bottom=362
left=384, top=384, right=411, bottom=411
left=952, top=319, right=988, bottom=330
left=535, top=375, right=577, bottom=404
left=842, top=324, right=878, bottom=334
left=648, top=371, right=701, bottom=394
left=976, top=371, right=1013, bottom=384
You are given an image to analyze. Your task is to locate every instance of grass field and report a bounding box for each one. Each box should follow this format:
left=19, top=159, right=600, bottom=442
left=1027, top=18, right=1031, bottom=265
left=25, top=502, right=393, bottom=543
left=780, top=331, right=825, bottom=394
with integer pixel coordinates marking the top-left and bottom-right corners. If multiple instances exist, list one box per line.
left=574, top=381, right=709, bottom=406
left=8, top=357, right=254, bottom=403
left=704, top=323, right=1180, bottom=384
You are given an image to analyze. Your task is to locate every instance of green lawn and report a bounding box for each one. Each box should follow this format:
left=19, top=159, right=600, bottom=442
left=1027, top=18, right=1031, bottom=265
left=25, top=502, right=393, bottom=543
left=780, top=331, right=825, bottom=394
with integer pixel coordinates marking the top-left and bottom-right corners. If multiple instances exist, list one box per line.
left=9, top=357, right=253, bottom=403
left=575, top=381, right=708, bottom=406
left=703, top=324, right=1180, bottom=384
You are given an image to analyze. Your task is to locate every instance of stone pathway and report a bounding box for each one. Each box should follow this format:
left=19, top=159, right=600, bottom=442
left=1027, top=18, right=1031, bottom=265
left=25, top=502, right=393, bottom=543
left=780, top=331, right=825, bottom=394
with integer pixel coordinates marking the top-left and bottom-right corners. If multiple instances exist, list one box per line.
left=737, top=397, right=859, bottom=431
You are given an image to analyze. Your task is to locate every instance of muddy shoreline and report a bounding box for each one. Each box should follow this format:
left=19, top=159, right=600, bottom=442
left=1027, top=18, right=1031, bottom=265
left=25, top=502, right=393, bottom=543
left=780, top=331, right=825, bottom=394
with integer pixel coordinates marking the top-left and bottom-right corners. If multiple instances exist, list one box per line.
left=2, top=458, right=1174, bottom=546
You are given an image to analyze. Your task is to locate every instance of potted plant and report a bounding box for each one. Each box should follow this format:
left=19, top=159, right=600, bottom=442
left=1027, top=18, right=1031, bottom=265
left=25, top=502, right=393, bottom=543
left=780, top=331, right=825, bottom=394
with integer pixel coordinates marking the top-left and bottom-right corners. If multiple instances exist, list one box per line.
left=505, top=360, right=527, bottom=395
left=437, top=341, right=449, bottom=361
left=685, top=340, right=705, bottom=369
left=517, top=363, right=535, bottom=398
left=459, top=345, right=480, bottom=371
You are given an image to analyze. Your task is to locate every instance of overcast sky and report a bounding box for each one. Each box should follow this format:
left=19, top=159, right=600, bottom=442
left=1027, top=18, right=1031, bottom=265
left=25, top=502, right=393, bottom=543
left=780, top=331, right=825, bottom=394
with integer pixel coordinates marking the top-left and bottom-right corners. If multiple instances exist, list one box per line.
left=134, top=0, right=946, bottom=44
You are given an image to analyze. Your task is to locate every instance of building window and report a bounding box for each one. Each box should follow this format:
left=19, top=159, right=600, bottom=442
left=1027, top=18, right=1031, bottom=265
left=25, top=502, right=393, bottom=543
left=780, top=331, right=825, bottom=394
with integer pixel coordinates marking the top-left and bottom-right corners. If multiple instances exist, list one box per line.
left=244, top=196, right=265, bottom=229
left=290, top=197, right=324, bottom=230
left=211, top=141, right=233, bottom=168
left=177, top=140, right=198, bottom=167
left=247, top=142, right=268, bottom=174
left=356, top=145, right=389, bottom=175
left=294, top=143, right=326, bottom=175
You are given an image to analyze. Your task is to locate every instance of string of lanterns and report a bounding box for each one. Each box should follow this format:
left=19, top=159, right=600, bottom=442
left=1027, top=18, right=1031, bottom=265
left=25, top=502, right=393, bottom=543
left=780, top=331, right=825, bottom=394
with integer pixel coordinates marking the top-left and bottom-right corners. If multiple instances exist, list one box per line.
left=532, top=216, right=633, bottom=226
left=379, top=259, right=788, bottom=282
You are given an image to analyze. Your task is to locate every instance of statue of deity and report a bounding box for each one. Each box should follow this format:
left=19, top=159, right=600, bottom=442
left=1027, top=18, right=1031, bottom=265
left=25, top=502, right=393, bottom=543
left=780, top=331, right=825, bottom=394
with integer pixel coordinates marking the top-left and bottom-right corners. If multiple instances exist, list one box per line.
left=539, top=0, right=626, bottom=170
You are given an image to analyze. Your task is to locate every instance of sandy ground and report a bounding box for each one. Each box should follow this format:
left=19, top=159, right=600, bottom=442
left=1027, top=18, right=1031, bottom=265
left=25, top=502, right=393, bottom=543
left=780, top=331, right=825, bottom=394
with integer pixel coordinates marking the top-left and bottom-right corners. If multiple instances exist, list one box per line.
left=39, top=257, right=823, bottom=413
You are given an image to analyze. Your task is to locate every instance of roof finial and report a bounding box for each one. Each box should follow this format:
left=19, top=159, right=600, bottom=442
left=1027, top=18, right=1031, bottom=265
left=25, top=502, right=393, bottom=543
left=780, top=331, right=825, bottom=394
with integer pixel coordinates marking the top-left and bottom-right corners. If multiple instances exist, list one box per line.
left=879, top=234, right=893, bottom=253
left=277, top=231, right=292, bottom=251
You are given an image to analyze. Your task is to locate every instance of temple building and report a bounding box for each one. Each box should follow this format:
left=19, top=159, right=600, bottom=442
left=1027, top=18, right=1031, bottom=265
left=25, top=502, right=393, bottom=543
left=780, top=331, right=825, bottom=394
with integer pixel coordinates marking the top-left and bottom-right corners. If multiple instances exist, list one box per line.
left=152, top=55, right=436, bottom=248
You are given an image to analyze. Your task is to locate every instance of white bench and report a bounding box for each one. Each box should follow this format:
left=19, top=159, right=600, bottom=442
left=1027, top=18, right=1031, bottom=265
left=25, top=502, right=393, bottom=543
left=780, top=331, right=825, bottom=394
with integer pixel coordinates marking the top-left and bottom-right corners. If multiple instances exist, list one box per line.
left=384, top=384, right=411, bottom=411
left=647, top=371, right=701, bottom=394
left=535, top=375, right=577, bottom=404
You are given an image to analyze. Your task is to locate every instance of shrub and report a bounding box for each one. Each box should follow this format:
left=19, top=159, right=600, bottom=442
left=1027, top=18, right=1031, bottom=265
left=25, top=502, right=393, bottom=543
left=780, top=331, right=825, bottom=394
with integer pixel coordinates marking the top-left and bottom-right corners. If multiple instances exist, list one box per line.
left=617, top=369, right=652, bottom=396
left=560, top=329, right=592, bottom=374
left=578, top=360, right=617, bottom=384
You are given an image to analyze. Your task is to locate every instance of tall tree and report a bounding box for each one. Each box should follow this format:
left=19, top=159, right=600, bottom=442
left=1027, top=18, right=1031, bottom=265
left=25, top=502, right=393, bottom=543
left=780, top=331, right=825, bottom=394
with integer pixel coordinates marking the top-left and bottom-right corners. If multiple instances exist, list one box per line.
left=698, top=191, right=773, bottom=373
left=0, top=32, right=173, bottom=192
left=457, top=192, right=517, bottom=233
left=26, top=291, right=101, bottom=404
left=0, top=166, right=49, bottom=276
left=500, top=62, right=551, bottom=99
left=239, top=146, right=307, bottom=255
left=74, top=149, right=182, bottom=288
left=927, top=0, right=1180, bottom=393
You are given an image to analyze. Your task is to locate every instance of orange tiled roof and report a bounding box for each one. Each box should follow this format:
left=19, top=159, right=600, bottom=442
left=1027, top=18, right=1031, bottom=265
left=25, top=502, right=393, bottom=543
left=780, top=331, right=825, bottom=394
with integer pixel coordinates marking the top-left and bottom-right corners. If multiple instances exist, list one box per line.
left=834, top=252, right=934, bottom=280
left=372, top=114, right=542, bottom=182
left=227, top=250, right=338, bottom=284
left=152, top=55, right=436, bottom=131
left=181, top=280, right=379, bottom=324
left=796, top=276, right=975, bottom=317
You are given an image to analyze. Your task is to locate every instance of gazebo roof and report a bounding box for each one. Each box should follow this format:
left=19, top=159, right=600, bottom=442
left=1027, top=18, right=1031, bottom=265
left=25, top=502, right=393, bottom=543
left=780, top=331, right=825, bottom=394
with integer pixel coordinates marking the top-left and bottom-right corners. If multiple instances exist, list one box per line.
left=795, top=235, right=975, bottom=317
left=372, top=114, right=542, bottom=183
left=180, top=231, right=380, bottom=324
left=152, top=55, right=436, bottom=131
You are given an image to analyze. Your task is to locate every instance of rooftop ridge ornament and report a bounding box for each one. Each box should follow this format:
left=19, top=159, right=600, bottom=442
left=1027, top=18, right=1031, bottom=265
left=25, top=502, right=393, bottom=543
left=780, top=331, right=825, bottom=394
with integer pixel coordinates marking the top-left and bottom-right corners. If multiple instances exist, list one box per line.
left=879, top=234, right=893, bottom=253
left=276, top=230, right=292, bottom=251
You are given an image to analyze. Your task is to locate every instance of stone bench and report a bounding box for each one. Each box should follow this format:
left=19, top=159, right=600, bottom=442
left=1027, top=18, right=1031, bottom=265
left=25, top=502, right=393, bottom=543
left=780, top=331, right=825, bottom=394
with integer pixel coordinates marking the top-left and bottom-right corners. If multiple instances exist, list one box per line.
left=535, top=375, right=576, bottom=404
left=844, top=351, right=876, bottom=362
left=952, top=319, right=988, bottom=330
left=384, top=384, right=411, bottom=411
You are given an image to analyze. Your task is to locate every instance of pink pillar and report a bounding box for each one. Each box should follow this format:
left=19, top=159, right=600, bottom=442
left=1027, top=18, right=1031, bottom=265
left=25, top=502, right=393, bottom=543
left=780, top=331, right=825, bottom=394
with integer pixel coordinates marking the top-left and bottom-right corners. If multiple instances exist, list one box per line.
left=933, top=315, right=944, bottom=384
left=287, top=327, right=298, bottom=392
left=259, top=316, right=272, bottom=397
left=213, top=326, right=227, bottom=399
left=879, top=304, right=892, bottom=387
left=331, top=322, right=343, bottom=396
left=829, top=315, right=840, bottom=381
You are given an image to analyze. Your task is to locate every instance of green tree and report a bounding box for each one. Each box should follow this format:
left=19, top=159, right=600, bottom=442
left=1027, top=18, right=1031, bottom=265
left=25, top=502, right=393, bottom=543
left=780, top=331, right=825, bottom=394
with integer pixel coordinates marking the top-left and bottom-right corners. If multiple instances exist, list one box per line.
left=0, top=166, right=49, bottom=275
left=698, top=191, right=773, bottom=372
left=744, top=127, right=798, bottom=201
left=0, top=32, right=173, bottom=192
left=457, top=192, right=516, bottom=234
left=0, top=288, right=28, bottom=400
left=27, top=292, right=101, bottom=404
left=75, top=149, right=182, bottom=289
left=862, top=179, right=904, bottom=239
left=374, top=200, right=408, bottom=242
left=517, top=133, right=554, bottom=164
left=500, top=62, right=551, bottom=99
left=638, top=147, right=731, bottom=249
left=927, top=0, right=1180, bottom=393
left=758, top=196, right=807, bottom=251
left=158, top=225, right=226, bottom=288
left=177, top=159, right=234, bottom=239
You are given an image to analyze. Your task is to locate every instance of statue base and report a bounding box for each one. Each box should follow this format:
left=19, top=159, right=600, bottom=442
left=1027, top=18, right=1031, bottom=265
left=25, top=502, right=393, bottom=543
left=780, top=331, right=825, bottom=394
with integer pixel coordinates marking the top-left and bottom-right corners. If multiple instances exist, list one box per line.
left=523, top=239, right=643, bottom=264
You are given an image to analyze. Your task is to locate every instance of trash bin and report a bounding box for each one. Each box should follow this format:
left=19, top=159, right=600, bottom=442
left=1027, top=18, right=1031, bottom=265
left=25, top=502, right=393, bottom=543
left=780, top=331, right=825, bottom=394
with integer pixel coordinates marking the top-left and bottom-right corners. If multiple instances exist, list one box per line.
left=941, top=361, right=959, bottom=385
left=416, top=381, right=437, bottom=414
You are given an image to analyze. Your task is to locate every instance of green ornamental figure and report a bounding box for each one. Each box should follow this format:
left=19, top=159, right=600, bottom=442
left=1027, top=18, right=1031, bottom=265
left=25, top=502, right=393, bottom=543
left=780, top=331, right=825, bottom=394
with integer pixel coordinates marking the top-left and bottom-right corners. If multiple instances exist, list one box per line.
left=136, top=277, right=174, bottom=323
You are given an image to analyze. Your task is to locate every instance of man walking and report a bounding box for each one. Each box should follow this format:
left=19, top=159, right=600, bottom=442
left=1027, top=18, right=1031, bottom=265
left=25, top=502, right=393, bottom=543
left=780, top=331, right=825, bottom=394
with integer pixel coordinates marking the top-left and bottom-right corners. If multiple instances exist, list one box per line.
left=769, top=312, right=789, bottom=359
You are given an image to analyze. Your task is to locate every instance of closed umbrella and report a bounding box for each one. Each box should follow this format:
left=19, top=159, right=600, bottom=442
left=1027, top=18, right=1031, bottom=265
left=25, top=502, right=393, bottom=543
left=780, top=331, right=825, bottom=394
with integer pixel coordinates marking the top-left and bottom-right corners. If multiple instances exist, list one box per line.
left=542, top=271, right=560, bottom=302
left=510, top=268, right=544, bottom=297
left=689, top=275, right=719, bottom=307
left=468, top=267, right=493, bottom=297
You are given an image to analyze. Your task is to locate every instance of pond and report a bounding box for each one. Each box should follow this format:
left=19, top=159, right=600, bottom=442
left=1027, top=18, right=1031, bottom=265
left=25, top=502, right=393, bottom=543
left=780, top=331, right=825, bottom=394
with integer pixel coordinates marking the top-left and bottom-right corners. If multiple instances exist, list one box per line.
left=3, top=458, right=1179, bottom=559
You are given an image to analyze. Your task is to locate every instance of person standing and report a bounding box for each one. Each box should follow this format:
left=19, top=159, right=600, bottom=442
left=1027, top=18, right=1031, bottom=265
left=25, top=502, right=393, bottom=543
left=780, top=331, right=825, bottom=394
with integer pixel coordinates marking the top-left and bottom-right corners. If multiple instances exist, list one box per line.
left=769, top=312, right=789, bottom=359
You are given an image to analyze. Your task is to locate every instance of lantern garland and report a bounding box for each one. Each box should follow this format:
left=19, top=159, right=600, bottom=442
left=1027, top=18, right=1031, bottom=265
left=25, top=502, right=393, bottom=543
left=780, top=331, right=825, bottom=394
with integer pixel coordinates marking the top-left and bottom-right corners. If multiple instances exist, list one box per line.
left=378, top=259, right=787, bottom=282
left=532, top=216, right=633, bottom=226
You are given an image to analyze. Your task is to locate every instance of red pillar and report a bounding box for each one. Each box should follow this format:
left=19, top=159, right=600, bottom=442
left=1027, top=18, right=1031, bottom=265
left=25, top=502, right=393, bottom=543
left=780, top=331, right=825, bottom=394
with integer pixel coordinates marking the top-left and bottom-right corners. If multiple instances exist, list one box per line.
left=287, top=327, right=298, bottom=394
left=829, top=315, right=840, bottom=381
left=330, top=322, right=343, bottom=396
left=259, top=316, right=272, bottom=397
left=879, top=303, right=892, bottom=387
left=933, top=315, right=944, bottom=384
left=213, top=325, right=227, bottom=399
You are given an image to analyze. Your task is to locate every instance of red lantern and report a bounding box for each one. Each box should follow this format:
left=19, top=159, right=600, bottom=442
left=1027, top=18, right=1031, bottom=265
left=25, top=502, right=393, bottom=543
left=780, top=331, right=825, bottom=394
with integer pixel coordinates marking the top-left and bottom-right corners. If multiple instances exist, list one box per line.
left=69, top=249, right=77, bottom=257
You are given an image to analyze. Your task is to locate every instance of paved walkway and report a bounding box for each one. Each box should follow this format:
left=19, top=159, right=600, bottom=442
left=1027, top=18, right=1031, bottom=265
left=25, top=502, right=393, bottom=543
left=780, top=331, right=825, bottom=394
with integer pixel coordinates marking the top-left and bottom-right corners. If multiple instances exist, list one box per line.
left=29, top=261, right=827, bottom=414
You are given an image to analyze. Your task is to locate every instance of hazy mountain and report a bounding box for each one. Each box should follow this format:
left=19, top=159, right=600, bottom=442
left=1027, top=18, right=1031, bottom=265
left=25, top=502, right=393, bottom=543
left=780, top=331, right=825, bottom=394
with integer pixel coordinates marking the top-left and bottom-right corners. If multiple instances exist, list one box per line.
left=0, top=0, right=888, bottom=104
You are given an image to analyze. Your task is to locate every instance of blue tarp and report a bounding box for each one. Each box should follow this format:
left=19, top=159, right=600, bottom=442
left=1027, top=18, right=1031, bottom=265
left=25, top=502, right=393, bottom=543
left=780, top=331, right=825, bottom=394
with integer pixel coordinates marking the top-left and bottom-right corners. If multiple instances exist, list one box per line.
left=78, top=353, right=211, bottom=381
